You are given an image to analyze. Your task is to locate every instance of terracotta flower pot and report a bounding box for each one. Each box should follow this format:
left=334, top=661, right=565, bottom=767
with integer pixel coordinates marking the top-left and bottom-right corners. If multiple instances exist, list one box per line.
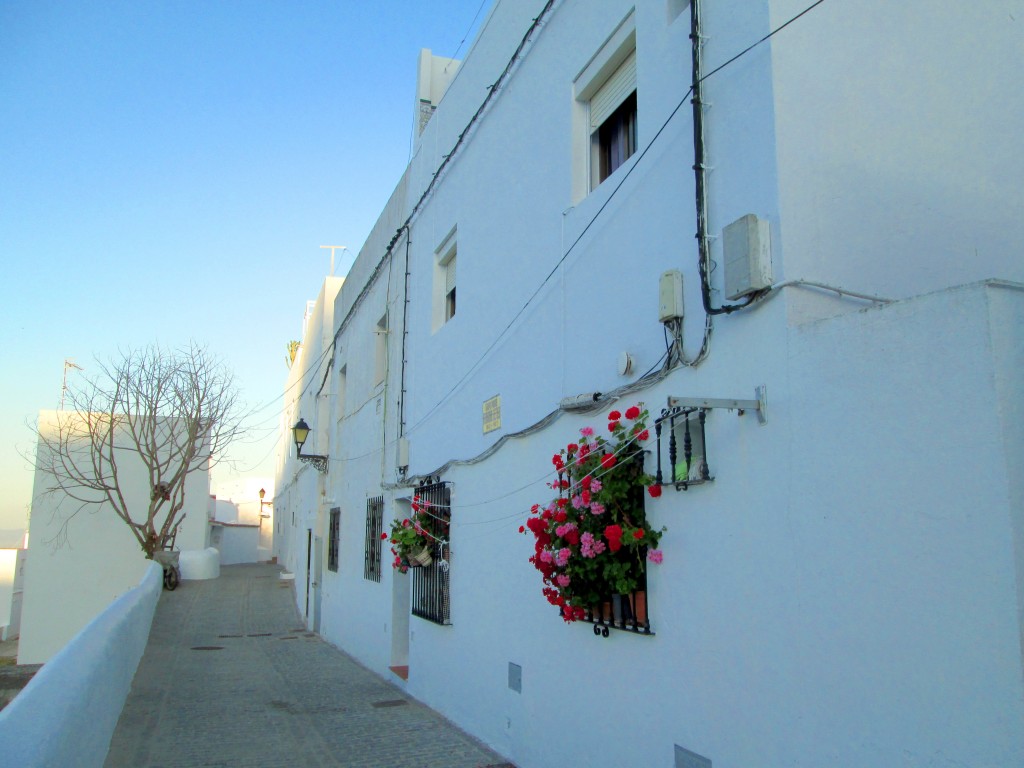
left=630, top=590, right=647, bottom=626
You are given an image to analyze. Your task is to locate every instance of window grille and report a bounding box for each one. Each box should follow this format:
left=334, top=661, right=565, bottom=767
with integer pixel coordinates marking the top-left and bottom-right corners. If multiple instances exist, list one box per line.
left=566, top=453, right=653, bottom=637
left=327, top=507, right=340, bottom=572
left=411, top=481, right=451, bottom=626
left=364, top=495, right=384, bottom=582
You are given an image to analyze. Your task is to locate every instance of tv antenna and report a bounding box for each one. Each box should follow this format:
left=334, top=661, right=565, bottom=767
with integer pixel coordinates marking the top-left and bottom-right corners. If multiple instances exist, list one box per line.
left=61, top=358, right=83, bottom=409
left=319, top=245, right=348, bottom=276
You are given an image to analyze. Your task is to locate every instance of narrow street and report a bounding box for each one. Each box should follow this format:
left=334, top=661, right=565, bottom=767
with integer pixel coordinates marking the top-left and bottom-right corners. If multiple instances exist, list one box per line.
left=105, top=563, right=512, bottom=768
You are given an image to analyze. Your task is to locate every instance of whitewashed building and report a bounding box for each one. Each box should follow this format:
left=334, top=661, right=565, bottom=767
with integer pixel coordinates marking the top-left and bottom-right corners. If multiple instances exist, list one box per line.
left=0, top=530, right=27, bottom=642
left=20, top=412, right=210, bottom=664
left=274, top=2, right=1023, bottom=766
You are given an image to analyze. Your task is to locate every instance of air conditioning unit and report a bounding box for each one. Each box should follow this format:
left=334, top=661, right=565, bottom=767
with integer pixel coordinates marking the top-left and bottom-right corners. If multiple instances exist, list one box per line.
left=723, top=214, right=773, bottom=300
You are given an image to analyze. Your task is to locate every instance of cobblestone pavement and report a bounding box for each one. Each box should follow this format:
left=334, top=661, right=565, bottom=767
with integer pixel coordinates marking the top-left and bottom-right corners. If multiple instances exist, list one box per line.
left=105, top=563, right=512, bottom=768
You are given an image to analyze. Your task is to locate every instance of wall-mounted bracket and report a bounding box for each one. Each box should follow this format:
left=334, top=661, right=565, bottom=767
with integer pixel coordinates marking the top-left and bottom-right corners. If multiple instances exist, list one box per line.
left=667, top=385, right=766, bottom=425
left=297, top=453, right=329, bottom=474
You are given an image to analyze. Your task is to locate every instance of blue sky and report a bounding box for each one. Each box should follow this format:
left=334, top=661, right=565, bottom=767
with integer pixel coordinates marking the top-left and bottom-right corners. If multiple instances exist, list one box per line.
left=0, top=0, right=492, bottom=529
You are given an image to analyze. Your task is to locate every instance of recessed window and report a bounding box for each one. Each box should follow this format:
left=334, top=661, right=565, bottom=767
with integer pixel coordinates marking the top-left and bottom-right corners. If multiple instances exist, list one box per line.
left=595, top=89, right=636, bottom=185
left=328, top=507, right=340, bottom=572
left=574, top=11, right=637, bottom=196
left=364, top=495, right=384, bottom=583
left=444, top=252, right=457, bottom=321
left=433, top=227, right=458, bottom=332
left=374, top=313, right=388, bottom=386
left=411, top=480, right=451, bottom=626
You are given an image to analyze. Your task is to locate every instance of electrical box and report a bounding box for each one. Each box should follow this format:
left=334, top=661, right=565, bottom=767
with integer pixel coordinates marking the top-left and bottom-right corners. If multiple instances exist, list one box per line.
left=659, top=269, right=684, bottom=322
left=723, top=214, right=773, bottom=300
left=397, top=437, right=409, bottom=468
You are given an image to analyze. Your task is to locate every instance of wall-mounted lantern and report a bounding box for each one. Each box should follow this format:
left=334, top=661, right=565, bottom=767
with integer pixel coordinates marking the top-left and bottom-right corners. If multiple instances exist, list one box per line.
left=292, top=417, right=329, bottom=474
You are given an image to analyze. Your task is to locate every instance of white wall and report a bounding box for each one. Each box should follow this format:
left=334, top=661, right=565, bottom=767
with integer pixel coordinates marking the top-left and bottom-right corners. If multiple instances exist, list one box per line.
left=20, top=411, right=209, bottom=664
left=273, top=277, right=343, bottom=626
left=768, top=0, right=1024, bottom=322
left=274, top=1, right=1024, bottom=766
left=0, top=564, right=161, bottom=768
left=211, top=524, right=260, bottom=566
left=0, top=548, right=19, bottom=640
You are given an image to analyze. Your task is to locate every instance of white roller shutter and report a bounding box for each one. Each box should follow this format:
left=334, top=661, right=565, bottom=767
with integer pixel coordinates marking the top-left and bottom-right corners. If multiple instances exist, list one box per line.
left=589, top=49, right=636, bottom=133
left=445, top=254, right=457, bottom=294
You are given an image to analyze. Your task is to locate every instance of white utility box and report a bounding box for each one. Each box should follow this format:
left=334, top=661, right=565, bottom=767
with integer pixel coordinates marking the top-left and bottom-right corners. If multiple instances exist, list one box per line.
left=723, top=214, right=773, bottom=300
left=659, top=269, right=684, bottom=322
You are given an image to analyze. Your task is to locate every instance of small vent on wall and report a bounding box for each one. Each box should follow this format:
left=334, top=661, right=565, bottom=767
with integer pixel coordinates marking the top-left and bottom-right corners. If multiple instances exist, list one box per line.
left=508, top=662, right=522, bottom=693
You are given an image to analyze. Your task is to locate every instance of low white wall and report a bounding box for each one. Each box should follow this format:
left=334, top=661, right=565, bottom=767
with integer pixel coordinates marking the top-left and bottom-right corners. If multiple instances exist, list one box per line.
left=179, top=547, right=220, bottom=580
left=213, top=525, right=260, bottom=565
left=0, top=563, right=161, bottom=768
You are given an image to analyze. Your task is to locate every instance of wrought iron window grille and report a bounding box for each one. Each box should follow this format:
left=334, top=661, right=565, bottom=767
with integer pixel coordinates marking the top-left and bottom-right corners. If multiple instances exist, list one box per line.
left=556, top=453, right=654, bottom=638
left=653, top=389, right=767, bottom=492
left=411, top=480, right=452, bottom=626
left=577, top=580, right=654, bottom=638
left=364, top=495, right=384, bottom=582
left=327, top=507, right=340, bottom=572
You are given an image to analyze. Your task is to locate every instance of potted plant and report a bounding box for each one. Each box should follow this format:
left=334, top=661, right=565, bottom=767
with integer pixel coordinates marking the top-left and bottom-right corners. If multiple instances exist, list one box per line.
left=384, top=496, right=437, bottom=571
left=521, top=404, right=664, bottom=624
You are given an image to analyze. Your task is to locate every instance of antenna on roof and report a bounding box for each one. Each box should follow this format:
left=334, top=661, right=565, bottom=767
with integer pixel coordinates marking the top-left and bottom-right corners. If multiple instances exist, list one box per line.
left=319, top=245, right=348, bottom=276
left=61, top=358, right=83, bottom=409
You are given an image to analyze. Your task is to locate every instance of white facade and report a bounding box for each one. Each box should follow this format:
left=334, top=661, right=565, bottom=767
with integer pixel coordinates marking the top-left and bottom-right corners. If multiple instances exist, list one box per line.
left=20, top=411, right=209, bottom=664
left=274, top=2, right=1024, bottom=766
left=0, top=530, right=26, bottom=641
left=273, top=277, right=344, bottom=629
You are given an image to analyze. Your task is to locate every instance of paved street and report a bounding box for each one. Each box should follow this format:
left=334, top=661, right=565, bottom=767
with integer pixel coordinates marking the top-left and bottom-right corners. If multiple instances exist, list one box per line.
left=105, top=563, right=512, bottom=768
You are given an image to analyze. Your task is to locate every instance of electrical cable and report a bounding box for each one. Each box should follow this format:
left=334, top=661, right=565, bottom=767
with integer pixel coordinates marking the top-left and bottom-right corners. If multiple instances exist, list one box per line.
left=275, top=0, right=835, bottom=496
left=446, top=0, right=491, bottom=70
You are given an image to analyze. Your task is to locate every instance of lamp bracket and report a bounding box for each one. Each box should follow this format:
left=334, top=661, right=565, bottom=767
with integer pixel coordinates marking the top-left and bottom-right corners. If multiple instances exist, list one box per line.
left=297, top=453, right=329, bottom=474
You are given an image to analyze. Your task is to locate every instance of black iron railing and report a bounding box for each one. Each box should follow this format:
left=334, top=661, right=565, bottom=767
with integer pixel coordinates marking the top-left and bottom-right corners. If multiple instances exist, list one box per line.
left=655, top=407, right=713, bottom=490
left=364, top=495, right=384, bottom=582
left=328, top=507, right=340, bottom=572
left=581, top=583, right=654, bottom=637
left=411, top=480, right=451, bottom=625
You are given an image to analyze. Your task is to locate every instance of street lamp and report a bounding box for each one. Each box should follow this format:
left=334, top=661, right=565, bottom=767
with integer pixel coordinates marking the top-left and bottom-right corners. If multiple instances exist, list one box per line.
left=292, top=417, right=329, bottom=473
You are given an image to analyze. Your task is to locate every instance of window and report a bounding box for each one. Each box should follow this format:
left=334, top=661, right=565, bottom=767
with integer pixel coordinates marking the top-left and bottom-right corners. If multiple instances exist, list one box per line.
left=432, top=227, right=457, bottom=332
left=444, top=252, right=457, bottom=321
left=327, top=507, right=340, bottom=572
left=336, top=364, right=347, bottom=420
left=411, top=481, right=451, bottom=625
left=364, top=495, right=384, bottom=582
left=595, top=89, right=636, bottom=185
left=374, top=313, right=388, bottom=386
left=574, top=11, right=637, bottom=195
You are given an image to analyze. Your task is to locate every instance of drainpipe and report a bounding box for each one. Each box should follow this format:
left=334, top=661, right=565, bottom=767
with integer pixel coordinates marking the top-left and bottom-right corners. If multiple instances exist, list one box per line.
left=690, top=0, right=759, bottom=316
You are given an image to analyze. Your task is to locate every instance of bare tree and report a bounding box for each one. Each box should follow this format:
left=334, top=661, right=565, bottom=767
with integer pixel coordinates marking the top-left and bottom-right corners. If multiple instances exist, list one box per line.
left=33, top=344, right=244, bottom=558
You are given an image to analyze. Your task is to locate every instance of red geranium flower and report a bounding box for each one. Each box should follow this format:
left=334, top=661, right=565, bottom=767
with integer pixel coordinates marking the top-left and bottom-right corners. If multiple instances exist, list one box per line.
left=608, top=410, right=622, bottom=421
left=647, top=484, right=662, bottom=498
left=567, top=442, right=579, bottom=454
left=633, top=528, right=645, bottom=540
left=600, top=453, right=617, bottom=470
left=625, top=405, right=640, bottom=420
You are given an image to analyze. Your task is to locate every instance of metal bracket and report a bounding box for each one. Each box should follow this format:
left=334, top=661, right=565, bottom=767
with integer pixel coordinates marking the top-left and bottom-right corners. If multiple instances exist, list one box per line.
left=297, top=453, right=329, bottom=474
left=667, top=385, right=766, bottom=425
